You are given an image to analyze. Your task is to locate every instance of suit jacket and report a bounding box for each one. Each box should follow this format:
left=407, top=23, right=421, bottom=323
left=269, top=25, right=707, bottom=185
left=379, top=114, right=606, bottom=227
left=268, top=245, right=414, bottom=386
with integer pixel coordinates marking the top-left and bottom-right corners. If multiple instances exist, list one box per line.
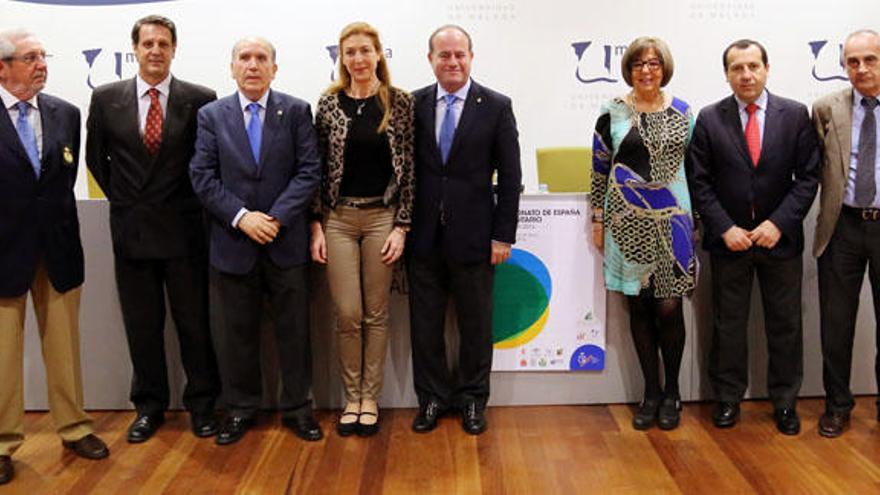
left=409, top=80, right=521, bottom=264
left=312, top=86, right=415, bottom=225
left=189, top=89, right=321, bottom=275
left=0, top=93, right=84, bottom=297
left=812, top=87, right=857, bottom=258
left=86, top=77, right=216, bottom=259
left=686, top=92, right=819, bottom=258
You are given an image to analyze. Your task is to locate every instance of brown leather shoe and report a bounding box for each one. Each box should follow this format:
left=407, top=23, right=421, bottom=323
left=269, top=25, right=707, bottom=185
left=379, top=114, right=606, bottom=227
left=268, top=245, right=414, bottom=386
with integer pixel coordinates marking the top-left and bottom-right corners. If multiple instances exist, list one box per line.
left=818, top=411, right=850, bottom=438
left=0, top=455, right=12, bottom=485
left=62, top=434, right=109, bottom=460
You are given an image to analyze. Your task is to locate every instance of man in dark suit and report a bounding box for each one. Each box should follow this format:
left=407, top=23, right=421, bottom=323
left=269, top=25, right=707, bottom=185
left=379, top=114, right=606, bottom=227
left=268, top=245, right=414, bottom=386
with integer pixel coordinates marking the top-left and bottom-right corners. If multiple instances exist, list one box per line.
left=407, top=25, right=521, bottom=435
left=86, top=15, right=220, bottom=443
left=687, top=39, right=819, bottom=435
left=190, top=37, right=322, bottom=444
left=812, top=29, right=880, bottom=438
left=0, top=29, right=108, bottom=486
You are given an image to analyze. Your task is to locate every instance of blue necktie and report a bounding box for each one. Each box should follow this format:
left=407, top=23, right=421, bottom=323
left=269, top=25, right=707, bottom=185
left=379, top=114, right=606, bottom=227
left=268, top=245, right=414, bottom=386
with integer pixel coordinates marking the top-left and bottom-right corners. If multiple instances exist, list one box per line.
left=246, top=102, right=262, bottom=165
left=15, top=101, right=40, bottom=178
left=439, top=94, right=457, bottom=164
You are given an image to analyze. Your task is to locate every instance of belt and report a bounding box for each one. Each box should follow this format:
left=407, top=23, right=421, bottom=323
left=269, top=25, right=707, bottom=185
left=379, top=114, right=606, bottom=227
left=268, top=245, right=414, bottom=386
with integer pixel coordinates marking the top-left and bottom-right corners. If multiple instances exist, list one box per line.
left=842, top=205, right=880, bottom=221
left=337, top=196, right=386, bottom=209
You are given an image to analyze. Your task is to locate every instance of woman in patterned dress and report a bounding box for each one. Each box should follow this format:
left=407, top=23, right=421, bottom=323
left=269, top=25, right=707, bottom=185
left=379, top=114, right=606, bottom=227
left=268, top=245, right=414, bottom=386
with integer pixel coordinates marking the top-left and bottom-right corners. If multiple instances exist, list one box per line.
left=591, top=37, right=696, bottom=431
left=310, top=22, right=414, bottom=437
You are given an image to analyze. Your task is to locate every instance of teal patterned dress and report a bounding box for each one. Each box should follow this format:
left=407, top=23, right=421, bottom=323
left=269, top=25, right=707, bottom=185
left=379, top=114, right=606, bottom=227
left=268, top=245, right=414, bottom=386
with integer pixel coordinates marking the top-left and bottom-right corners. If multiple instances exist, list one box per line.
left=591, top=96, right=696, bottom=298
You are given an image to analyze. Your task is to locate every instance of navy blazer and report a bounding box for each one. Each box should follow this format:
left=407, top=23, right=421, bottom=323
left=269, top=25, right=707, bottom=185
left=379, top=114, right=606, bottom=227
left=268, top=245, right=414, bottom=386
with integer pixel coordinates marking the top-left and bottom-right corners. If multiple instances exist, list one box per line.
left=0, top=93, right=84, bottom=297
left=87, top=77, right=216, bottom=259
left=189, top=90, right=321, bottom=275
left=686, top=92, right=819, bottom=258
left=408, top=80, right=522, bottom=264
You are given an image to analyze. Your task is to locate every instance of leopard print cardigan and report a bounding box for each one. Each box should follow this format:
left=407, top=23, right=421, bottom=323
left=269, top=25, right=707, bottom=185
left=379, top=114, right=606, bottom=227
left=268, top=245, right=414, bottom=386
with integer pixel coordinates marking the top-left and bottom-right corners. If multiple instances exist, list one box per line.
left=312, top=86, right=415, bottom=226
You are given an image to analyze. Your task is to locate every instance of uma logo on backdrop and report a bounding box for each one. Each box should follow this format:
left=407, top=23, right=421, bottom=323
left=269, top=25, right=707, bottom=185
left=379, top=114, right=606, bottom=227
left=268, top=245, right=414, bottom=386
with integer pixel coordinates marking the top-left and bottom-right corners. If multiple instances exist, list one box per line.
left=571, top=41, right=627, bottom=85
left=82, top=48, right=137, bottom=89
left=808, top=39, right=847, bottom=82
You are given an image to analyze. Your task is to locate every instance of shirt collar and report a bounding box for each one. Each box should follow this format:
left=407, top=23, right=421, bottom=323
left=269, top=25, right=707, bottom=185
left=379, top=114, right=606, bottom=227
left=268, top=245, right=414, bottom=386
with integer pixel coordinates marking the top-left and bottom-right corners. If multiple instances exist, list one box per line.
left=238, top=89, right=270, bottom=113
left=437, top=78, right=471, bottom=103
left=136, top=73, right=172, bottom=98
left=734, top=89, right=768, bottom=113
left=0, top=83, right=38, bottom=111
left=853, top=88, right=880, bottom=108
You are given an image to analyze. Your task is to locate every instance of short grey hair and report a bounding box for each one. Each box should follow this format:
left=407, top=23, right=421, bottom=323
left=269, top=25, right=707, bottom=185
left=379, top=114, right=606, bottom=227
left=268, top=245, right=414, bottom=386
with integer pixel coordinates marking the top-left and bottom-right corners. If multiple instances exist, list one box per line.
left=231, top=36, right=276, bottom=62
left=0, top=29, right=35, bottom=60
left=842, top=29, right=880, bottom=62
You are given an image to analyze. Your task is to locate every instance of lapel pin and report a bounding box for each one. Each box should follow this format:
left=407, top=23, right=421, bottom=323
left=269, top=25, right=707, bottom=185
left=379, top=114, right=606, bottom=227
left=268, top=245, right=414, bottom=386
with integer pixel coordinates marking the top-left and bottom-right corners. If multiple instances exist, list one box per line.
left=277, top=109, right=283, bottom=117
left=476, top=97, right=482, bottom=104
left=62, top=146, right=74, bottom=165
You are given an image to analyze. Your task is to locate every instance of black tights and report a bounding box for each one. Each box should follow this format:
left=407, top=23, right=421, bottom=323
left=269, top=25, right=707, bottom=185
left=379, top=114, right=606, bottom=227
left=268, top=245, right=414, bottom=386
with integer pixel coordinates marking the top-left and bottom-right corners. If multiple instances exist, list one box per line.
left=627, top=293, right=685, bottom=400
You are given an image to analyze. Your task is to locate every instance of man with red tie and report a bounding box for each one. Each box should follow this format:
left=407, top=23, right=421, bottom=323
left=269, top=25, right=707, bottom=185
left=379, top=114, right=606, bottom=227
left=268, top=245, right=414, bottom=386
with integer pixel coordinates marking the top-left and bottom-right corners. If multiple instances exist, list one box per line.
left=686, top=39, right=819, bottom=435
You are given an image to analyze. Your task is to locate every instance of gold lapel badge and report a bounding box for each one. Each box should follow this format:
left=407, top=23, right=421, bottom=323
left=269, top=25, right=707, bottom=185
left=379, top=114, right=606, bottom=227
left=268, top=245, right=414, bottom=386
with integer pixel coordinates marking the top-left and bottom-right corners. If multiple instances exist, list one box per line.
left=63, top=146, right=74, bottom=165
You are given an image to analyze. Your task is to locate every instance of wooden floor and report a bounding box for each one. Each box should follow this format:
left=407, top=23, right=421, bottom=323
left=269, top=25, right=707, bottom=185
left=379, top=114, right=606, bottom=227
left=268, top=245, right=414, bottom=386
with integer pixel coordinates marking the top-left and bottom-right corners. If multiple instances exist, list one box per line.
left=4, top=397, right=880, bottom=494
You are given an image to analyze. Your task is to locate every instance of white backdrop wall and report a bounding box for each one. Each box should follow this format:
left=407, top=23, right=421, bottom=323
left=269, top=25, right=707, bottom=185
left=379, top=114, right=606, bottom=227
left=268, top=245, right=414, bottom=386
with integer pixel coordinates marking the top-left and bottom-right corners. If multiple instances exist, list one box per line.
left=2, top=0, right=876, bottom=197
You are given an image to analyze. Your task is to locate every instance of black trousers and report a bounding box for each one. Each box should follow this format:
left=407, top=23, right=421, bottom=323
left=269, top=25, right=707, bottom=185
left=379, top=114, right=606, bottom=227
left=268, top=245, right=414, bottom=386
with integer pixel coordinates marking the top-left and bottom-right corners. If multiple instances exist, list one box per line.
left=407, top=249, right=495, bottom=410
left=708, top=251, right=804, bottom=409
left=114, top=254, right=220, bottom=417
left=818, top=207, right=880, bottom=414
left=210, top=254, right=312, bottom=419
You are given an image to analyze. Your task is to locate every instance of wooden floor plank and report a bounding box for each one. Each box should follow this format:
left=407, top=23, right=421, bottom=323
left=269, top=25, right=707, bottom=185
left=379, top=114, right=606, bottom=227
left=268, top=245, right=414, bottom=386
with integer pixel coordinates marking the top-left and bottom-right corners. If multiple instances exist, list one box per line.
left=3, top=398, right=880, bottom=494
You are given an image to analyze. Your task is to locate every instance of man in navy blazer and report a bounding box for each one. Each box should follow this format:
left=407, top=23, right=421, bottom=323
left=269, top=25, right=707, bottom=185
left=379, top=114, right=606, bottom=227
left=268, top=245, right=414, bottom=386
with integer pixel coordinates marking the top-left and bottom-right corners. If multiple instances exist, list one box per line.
left=686, top=39, right=819, bottom=435
left=407, top=25, right=522, bottom=435
left=189, top=37, right=322, bottom=444
left=0, top=29, right=108, bottom=486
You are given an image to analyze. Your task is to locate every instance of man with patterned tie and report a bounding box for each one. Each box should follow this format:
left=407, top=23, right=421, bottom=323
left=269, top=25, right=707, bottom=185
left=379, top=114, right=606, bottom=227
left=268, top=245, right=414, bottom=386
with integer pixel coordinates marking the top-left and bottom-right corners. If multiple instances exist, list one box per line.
left=812, top=29, right=880, bottom=438
left=407, top=25, right=522, bottom=435
left=0, top=29, right=109, bottom=486
left=686, top=39, right=819, bottom=435
left=86, top=15, right=221, bottom=443
left=189, top=37, right=322, bottom=444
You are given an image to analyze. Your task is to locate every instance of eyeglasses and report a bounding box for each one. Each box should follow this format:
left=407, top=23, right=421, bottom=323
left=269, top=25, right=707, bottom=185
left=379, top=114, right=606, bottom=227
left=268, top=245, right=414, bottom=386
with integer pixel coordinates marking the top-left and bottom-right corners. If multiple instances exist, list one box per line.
left=3, top=51, right=51, bottom=65
left=631, top=59, right=662, bottom=72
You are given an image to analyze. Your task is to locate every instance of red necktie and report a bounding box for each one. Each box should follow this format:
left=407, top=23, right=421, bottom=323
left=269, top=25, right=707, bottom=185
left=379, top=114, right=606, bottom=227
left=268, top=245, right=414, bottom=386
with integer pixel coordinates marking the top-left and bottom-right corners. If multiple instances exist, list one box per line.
left=144, top=88, right=162, bottom=155
left=745, top=103, right=760, bottom=167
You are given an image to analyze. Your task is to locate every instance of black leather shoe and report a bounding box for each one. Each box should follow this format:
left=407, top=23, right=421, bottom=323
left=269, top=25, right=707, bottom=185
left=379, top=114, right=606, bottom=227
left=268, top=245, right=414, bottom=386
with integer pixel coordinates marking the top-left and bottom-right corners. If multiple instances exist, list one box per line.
left=412, top=400, right=443, bottom=433
left=191, top=413, right=218, bottom=438
left=818, top=411, right=849, bottom=438
left=461, top=402, right=487, bottom=435
left=215, top=416, right=255, bottom=445
left=283, top=414, right=323, bottom=442
left=712, top=402, right=740, bottom=428
left=357, top=412, right=380, bottom=437
left=127, top=414, right=165, bottom=443
left=336, top=412, right=360, bottom=437
left=62, top=434, right=110, bottom=460
left=632, top=398, right=660, bottom=430
left=0, top=455, right=13, bottom=485
left=774, top=408, right=800, bottom=435
left=657, top=396, right=682, bottom=431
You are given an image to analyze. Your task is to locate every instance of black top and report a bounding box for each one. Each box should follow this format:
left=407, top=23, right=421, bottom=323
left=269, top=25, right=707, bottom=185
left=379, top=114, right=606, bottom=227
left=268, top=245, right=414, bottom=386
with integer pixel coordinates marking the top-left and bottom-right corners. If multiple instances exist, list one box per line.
left=338, top=92, right=393, bottom=198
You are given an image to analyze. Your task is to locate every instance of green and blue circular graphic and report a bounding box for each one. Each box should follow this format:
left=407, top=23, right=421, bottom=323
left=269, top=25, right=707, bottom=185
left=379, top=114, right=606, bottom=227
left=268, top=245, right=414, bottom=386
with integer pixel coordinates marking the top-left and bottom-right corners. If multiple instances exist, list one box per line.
left=492, top=248, right=552, bottom=349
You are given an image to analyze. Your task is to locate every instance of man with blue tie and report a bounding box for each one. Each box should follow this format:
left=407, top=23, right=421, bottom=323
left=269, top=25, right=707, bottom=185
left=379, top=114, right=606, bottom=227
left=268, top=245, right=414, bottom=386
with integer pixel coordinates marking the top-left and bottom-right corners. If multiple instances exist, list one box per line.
left=812, top=29, right=880, bottom=437
left=686, top=39, right=819, bottom=435
left=408, top=25, right=522, bottom=435
left=190, top=37, right=322, bottom=444
left=0, top=29, right=109, bottom=486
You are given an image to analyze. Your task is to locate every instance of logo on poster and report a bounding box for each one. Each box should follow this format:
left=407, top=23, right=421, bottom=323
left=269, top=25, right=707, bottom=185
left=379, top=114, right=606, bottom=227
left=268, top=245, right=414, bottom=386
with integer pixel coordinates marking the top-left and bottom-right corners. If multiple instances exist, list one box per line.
left=82, top=48, right=137, bottom=89
left=809, top=40, right=847, bottom=82
left=325, top=44, right=394, bottom=82
left=572, top=41, right=627, bottom=84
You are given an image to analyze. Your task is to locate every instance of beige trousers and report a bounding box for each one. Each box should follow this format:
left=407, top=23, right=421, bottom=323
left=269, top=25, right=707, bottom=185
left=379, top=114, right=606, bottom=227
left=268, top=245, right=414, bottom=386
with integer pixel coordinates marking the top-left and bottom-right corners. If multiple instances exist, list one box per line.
left=0, top=262, right=94, bottom=456
left=325, top=204, right=395, bottom=402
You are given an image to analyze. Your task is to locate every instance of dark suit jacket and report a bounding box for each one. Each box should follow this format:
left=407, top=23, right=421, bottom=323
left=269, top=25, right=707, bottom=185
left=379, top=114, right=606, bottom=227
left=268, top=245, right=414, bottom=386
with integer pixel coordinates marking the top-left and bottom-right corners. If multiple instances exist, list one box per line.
left=0, top=93, right=84, bottom=297
left=189, top=90, right=321, bottom=275
left=86, top=77, right=216, bottom=259
left=686, top=92, right=819, bottom=258
left=409, top=80, right=521, bottom=264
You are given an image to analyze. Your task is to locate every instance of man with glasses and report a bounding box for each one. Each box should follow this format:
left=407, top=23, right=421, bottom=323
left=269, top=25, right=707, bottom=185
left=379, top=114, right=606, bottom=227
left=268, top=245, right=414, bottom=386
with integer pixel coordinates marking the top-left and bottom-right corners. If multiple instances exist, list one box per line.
left=812, top=29, right=880, bottom=438
left=0, top=29, right=109, bottom=486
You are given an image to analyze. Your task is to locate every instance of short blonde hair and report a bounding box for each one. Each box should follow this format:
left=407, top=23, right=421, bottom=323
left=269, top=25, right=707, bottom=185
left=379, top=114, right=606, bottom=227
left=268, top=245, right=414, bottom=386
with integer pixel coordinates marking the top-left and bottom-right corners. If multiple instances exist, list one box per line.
left=620, top=36, right=674, bottom=88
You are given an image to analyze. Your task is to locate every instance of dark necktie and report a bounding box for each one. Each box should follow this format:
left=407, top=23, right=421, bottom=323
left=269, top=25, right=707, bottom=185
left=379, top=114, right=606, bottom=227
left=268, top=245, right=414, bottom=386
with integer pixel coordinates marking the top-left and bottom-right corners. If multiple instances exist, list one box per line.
left=246, top=102, right=262, bottom=165
left=143, top=88, right=162, bottom=155
left=439, top=94, right=457, bottom=164
left=855, top=96, right=878, bottom=207
left=15, top=101, right=40, bottom=178
left=744, top=103, right=760, bottom=167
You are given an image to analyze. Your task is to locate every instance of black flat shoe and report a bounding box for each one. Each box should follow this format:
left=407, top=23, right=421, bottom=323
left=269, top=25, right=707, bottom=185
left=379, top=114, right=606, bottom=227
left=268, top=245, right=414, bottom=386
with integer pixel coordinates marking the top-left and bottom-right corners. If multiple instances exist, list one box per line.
left=357, top=411, right=379, bottom=437
left=657, top=396, right=682, bottom=430
left=336, top=412, right=359, bottom=437
left=632, top=399, right=660, bottom=430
